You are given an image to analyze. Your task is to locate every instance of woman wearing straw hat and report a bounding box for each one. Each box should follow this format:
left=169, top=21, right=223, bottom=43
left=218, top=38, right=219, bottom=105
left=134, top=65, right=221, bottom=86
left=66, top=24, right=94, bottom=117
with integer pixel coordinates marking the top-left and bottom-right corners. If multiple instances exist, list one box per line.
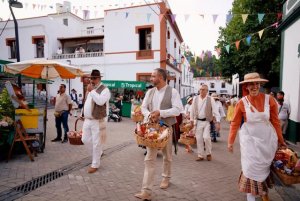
left=228, top=72, right=286, bottom=201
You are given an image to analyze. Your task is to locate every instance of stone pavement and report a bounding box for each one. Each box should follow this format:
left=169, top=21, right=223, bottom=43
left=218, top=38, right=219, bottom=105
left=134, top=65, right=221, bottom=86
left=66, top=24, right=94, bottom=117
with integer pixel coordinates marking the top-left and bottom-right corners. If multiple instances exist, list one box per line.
left=0, top=110, right=288, bottom=200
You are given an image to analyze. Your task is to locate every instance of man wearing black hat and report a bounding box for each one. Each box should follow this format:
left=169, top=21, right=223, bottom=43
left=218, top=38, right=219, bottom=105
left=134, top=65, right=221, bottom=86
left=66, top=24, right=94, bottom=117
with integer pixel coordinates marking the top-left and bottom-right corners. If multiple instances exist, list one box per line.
left=81, top=69, right=111, bottom=174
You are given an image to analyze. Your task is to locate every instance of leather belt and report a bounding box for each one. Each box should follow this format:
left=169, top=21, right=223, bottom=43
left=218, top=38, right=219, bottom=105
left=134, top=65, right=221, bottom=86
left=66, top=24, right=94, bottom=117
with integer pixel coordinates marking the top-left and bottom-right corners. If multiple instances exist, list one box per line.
left=197, top=118, right=206, bottom=121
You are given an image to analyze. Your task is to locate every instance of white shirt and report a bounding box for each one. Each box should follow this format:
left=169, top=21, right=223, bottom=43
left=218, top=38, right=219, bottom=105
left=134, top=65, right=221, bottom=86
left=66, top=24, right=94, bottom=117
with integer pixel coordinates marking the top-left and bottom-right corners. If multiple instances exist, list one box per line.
left=83, top=84, right=111, bottom=119
left=184, top=104, right=191, bottom=115
left=57, top=48, right=62, bottom=54
left=278, top=102, right=290, bottom=120
left=215, top=100, right=226, bottom=122
left=141, top=85, right=183, bottom=119
left=190, top=95, right=220, bottom=122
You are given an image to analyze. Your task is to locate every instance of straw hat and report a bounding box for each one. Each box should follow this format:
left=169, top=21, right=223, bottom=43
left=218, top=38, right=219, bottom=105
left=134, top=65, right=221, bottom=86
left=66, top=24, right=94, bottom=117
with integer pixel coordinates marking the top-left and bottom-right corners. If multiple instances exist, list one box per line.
left=239, top=72, right=268, bottom=84
left=186, top=96, right=193, bottom=103
left=211, top=93, right=219, bottom=100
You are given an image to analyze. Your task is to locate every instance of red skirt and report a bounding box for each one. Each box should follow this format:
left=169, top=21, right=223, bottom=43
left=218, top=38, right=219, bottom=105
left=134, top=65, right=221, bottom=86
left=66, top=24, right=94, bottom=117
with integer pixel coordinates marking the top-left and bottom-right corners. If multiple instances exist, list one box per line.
left=238, top=172, right=274, bottom=196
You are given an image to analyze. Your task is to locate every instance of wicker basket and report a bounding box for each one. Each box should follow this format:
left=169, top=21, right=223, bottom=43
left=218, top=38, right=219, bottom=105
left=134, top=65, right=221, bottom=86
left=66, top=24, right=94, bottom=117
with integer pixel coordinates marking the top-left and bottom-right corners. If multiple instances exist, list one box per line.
left=178, top=136, right=196, bottom=145
left=134, top=128, right=170, bottom=149
left=68, top=118, right=84, bottom=145
left=131, top=114, right=144, bottom=122
left=272, top=168, right=300, bottom=185
left=179, top=123, right=193, bottom=132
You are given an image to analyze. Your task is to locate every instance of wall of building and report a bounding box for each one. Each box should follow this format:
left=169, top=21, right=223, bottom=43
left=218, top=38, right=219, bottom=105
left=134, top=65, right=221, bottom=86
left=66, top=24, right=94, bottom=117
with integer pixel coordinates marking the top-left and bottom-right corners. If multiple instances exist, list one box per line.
left=193, top=77, right=233, bottom=95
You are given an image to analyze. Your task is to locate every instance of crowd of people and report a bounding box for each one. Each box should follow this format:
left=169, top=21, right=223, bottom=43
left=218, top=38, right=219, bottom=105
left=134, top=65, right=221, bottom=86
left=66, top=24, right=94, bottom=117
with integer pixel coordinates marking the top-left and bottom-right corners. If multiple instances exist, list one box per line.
left=51, top=68, right=291, bottom=201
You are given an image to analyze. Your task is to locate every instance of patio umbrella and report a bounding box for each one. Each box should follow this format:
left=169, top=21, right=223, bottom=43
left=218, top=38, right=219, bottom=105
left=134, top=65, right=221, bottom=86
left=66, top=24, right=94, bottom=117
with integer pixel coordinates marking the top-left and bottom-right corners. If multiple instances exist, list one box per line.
left=4, top=59, right=83, bottom=151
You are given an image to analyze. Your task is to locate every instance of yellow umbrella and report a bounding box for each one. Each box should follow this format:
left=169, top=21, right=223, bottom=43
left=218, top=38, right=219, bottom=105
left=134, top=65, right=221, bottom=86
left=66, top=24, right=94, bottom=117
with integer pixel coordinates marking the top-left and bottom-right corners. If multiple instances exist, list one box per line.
left=4, top=59, right=83, bottom=151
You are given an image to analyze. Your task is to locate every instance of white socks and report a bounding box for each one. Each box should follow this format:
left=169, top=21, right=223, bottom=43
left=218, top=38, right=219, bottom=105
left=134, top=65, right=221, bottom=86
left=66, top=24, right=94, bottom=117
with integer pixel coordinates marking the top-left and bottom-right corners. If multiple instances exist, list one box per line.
left=247, top=193, right=256, bottom=201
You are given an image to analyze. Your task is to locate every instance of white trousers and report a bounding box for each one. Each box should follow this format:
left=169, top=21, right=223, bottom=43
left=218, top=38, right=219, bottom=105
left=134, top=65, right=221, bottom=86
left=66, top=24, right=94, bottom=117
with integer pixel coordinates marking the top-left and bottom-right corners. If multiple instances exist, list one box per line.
left=82, top=119, right=103, bottom=168
left=195, top=121, right=212, bottom=157
left=141, top=128, right=173, bottom=194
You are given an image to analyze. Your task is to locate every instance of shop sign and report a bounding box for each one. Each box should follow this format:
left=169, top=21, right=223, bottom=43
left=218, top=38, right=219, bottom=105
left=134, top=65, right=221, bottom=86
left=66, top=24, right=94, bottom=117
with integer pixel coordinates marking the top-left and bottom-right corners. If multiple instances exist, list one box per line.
left=102, top=80, right=146, bottom=90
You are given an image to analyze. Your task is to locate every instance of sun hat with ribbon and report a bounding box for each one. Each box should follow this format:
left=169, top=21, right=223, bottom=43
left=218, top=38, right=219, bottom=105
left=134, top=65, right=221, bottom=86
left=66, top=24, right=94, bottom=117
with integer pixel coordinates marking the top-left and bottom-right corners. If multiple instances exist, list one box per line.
left=239, top=72, right=268, bottom=84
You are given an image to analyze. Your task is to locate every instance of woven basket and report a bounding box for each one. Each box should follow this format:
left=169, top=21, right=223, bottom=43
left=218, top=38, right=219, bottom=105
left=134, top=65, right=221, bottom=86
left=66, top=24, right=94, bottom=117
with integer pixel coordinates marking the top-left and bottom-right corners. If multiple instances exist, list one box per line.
left=272, top=168, right=300, bottom=185
left=135, top=128, right=170, bottom=149
left=178, top=136, right=196, bottom=145
left=179, top=123, right=193, bottom=132
left=131, top=114, right=144, bottom=122
left=68, top=118, right=84, bottom=145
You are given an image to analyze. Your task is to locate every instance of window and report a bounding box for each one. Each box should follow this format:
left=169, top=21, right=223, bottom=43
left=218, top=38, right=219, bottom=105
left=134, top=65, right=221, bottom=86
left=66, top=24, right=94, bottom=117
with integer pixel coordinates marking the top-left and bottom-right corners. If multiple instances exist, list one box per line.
left=6, top=38, right=16, bottom=59
left=221, top=82, right=226, bottom=88
left=139, top=28, right=151, bottom=50
left=32, top=36, right=45, bottom=58
left=137, top=73, right=151, bottom=83
left=210, top=83, right=215, bottom=88
left=135, top=25, right=154, bottom=60
left=63, top=18, right=68, bottom=26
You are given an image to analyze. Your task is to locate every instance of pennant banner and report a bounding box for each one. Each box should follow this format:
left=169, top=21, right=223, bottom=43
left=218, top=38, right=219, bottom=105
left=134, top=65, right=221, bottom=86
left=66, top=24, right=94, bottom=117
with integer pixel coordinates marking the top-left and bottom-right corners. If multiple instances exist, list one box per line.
left=246, top=35, right=252, bottom=46
left=258, top=29, right=264, bottom=39
left=225, top=45, right=230, bottom=53
left=258, top=13, right=265, bottom=24
left=184, top=14, right=190, bottom=22
left=147, top=13, right=151, bottom=22
left=212, top=14, right=218, bottom=24
left=226, top=14, right=233, bottom=24
left=241, top=14, right=248, bottom=24
left=235, top=40, right=241, bottom=50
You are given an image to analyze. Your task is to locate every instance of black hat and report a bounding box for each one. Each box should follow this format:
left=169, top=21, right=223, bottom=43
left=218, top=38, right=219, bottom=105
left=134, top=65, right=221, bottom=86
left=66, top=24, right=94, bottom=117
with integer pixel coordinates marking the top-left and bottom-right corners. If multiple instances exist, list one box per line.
left=90, top=69, right=102, bottom=78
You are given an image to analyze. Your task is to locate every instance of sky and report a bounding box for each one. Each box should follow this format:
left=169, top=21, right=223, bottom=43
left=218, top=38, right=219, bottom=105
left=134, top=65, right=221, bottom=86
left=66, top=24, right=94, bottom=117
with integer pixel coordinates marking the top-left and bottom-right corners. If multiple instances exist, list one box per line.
left=0, top=0, right=234, bottom=56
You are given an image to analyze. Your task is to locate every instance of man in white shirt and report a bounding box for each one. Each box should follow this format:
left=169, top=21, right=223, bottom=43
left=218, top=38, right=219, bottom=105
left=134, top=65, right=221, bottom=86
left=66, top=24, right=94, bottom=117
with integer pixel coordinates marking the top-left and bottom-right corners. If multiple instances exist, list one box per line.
left=135, top=68, right=183, bottom=201
left=189, top=84, right=220, bottom=161
left=277, top=91, right=290, bottom=136
left=81, top=69, right=111, bottom=174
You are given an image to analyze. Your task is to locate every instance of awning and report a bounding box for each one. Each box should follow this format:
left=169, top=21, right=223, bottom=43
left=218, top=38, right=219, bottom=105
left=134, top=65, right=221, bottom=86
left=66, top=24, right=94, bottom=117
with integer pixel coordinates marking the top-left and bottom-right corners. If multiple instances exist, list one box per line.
left=102, top=80, right=146, bottom=90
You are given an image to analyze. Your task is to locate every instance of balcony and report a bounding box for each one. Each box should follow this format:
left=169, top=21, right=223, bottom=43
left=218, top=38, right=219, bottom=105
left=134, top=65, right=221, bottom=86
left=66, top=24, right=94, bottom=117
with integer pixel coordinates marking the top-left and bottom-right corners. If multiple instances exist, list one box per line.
left=52, top=51, right=104, bottom=59
left=81, top=28, right=104, bottom=36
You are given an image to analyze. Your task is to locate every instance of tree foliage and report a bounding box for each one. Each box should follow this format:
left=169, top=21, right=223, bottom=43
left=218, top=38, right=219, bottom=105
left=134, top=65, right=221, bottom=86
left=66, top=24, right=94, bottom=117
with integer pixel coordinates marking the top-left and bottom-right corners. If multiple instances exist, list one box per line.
left=185, top=50, right=220, bottom=77
left=215, top=0, right=282, bottom=87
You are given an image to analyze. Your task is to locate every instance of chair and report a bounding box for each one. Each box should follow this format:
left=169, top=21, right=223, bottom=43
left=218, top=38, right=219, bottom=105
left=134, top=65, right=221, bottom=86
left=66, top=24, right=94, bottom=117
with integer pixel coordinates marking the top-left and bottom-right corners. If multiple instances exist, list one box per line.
left=7, top=120, right=39, bottom=162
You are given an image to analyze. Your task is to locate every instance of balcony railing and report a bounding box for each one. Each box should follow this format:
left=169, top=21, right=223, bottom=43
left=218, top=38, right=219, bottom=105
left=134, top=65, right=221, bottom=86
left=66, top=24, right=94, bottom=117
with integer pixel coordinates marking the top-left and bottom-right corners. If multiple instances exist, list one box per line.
left=52, top=52, right=104, bottom=59
left=81, top=28, right=104, bottom=36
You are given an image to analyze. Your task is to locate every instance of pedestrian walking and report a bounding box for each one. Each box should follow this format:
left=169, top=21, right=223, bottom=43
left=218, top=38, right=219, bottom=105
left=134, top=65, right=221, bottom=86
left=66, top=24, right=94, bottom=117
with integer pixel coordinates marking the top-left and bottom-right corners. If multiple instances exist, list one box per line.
left=211, top=93, right=225, bottom=141
left=52, top=84, right=73, bottom=143
left=227, top=72, right=286, bottom=201
left=189, top=84, right=220, bottom=161
left=276, top=91, right=290, bottom=137
left=183, top=96, right=194, bottom=152
left=134, top=68, right=183, bottom=200
left=70, top=89, right=78, bottom=117
left=81, top=69, right=111, bottom=174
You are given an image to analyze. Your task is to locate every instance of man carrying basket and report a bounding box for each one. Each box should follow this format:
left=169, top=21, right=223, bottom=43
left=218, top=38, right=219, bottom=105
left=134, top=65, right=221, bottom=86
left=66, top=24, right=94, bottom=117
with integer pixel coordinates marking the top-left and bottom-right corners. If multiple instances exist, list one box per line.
left=134, top=68, right=183, bottom=200
left=81, top=69, right=111, bottom=174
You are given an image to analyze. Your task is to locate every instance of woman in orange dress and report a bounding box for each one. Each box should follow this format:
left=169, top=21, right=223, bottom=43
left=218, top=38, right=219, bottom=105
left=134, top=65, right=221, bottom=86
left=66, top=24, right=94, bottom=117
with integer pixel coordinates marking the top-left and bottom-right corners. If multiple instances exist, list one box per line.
left=227, top=73, right=286, bottom=201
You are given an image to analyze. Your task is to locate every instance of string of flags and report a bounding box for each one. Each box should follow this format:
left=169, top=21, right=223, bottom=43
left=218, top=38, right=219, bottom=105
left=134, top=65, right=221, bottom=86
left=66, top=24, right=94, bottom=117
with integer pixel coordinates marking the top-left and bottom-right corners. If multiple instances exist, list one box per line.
left=0, top=0, right=282, bottom=23
left=215, top=21, right=280, bottom=55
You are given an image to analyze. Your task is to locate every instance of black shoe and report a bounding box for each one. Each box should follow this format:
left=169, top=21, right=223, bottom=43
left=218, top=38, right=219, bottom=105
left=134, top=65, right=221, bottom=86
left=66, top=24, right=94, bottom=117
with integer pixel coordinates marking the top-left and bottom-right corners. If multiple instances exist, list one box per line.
left=61, top=138, right=68, bottom=143
left=51, top=138, right=62, bottom=142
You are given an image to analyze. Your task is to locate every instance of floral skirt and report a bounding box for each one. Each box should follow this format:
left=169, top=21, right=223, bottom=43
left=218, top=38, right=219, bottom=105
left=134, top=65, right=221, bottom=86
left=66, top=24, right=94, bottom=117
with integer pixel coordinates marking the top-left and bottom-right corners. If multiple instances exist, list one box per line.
left=238, top=172, right=274, bottom=196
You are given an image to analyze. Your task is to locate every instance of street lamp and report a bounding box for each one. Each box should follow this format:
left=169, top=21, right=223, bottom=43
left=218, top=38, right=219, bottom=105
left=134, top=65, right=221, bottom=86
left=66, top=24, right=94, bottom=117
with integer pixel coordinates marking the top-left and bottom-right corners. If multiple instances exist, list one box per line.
left=8, top=0, right=23, bottom=87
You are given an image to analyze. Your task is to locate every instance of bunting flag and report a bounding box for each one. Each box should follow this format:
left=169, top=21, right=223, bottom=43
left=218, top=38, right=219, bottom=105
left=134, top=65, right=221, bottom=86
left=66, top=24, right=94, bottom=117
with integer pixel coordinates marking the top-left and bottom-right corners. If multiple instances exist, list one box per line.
left=258, top=29, right=264, bottom=39
left=272, top=22, right=278, bottom=28
left=226, top=14, right=233, bottom=24
left=258, top=13, right=265, bottom=24
left=225, top=45, right=230, bottom=53
left=147, top=13, right=151, bottom=22
left=235, top=40, right=241, bottom=50
left=241, top=14, right=248, bottom=24
left=125, top=12, right=129, bottom=18
left=246, top=35, right=252, bottom=45
left=184, top=14, right=190, bottom=22
left=171, top=14, right=176, bottom=24
left=212, top=14, right=218, bottom=24
left=199, top=14, right=204, bottom=19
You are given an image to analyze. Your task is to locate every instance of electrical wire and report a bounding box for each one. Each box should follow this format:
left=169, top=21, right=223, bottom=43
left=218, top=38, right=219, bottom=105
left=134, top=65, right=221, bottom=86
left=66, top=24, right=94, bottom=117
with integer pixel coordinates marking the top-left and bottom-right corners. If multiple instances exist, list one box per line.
left=0, top=15, right=12, bottom=37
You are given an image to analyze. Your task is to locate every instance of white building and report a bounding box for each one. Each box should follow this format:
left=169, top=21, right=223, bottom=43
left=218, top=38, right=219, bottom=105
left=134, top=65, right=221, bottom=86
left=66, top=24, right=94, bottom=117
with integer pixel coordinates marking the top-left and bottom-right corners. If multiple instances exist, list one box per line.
left=0, top=1, right=192, bottom=103
left=193, top=77, right=233, bottom=96
left=279, top=0, right=300, bottom=143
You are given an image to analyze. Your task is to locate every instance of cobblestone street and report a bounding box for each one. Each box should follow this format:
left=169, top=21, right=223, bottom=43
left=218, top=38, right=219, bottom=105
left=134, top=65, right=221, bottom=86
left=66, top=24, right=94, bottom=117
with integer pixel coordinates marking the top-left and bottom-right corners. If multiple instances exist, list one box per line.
left=0, top=110, right=286, bottom=200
